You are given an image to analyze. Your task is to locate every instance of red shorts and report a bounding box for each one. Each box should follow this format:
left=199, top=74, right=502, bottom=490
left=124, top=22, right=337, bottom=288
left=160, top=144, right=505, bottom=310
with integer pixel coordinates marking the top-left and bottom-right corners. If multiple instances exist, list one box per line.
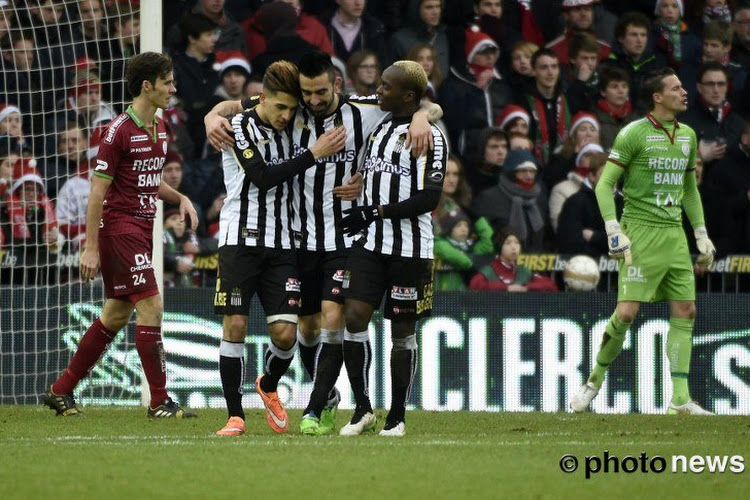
left=99, top=232, right=159, bottom=301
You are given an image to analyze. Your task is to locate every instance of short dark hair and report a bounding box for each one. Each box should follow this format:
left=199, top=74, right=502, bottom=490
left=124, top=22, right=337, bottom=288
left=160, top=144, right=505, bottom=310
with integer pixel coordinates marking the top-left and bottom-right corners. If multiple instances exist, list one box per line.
left=298, top=51, right=335, bottom=82
left=598, top=66, right=631, bottom=92
left=531, top=48, right=558, bottom=69
left=703, top=20, right=733, bottom=46
left=126, top=52, right=173, bottom=98
left=569, top=32, right=599, bottom=60
left=615, top=11, right=651, bottom=41
left=641, top=67, right=677, bottom=110
left=179, top=13, right=217, bottom=40
left=263, top=60, right=300, bottom=97
left=697, top=62, right=729, bottom=84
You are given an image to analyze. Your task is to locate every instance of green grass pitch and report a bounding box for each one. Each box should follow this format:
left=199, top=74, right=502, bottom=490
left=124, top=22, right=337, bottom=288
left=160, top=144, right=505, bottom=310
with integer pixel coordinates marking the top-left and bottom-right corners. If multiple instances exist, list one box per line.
left=1, top=406, right=748, bottom=499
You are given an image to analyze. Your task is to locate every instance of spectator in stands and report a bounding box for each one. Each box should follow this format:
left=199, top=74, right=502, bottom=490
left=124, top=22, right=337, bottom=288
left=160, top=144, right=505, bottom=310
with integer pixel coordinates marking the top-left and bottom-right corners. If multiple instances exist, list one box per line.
left=107, top=3, right=140, bottom=106
left=434, top=209, right=494, bottom=291
left=472, top=149, right=547, bottom=252
left=245, top=74, right=264, bottom=98
left=243, top=0, right=334, bottom=60
left=469, top=226, right=558, bottom=292
left=433, top=154, right=472, bottom=233
left=56, top=75, right=117, bottom=145
left=731, top=5, right=750, bottom=69
left=467, top=127, right=508, bottom=196
left=548, top=144, right=605, bottom=233
left=516, top=49, right=571, bottom=167
left=439, top=26, right=512, bottom=160
left=406, top=43, right=444, bottom=101
left=42, top=123, right=87, bottom=199
left=0, top=104, right=30, bottom=155
left=598, top=11, right=658, bottom=111
left=500, top=0, right=546, bottom=47
left=546, top=0, right=611, bottom=66
left=702, top=119, right=750, bottom=255
left=172, top=13, right=220, bottom=156
left=679, top=62, right=744, bottom=171
left=321, top=0, right=387, bottom=68
left=506, top=40, right=539, bottom=99
left=209, top=50, right=252, bottom=107
left=685, top=0, right=732, bottom=37
left=544, top=111, right=600, bottom=189
left=696, top=20, right=748, bottom=106
left=652, top=0, right=702, bottom=71
left=593, top=66, right=637, bottom=149
left=163, top=208, right=200, bottom=288
left=0, top=2, right=12, bottom=49
left=166, top=0, right=246, bottom=55
left=556, top=152, right=613, bottom=257
left=495, top=104, right=531, bottom=136
left=564, top=32, right=604, bottom=113
left=251, top=1, right=321, bottom=76
left=346, top=50, right=381, bottom=96
left=55, top=156, right=90, bottom=251
left=389, top=0, right=450, bottom=76
left=7, top=157, right=61, bottom=284
left=0, top=135, right=20, bottom=204
left=508, top=132, right=534, bottom=152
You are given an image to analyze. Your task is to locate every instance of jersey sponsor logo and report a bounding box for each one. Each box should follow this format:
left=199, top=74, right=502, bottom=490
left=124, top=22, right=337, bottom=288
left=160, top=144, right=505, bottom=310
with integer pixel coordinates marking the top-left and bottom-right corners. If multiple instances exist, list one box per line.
left=646, top=135, right=665, bottom=142
left=623, top=266, right=647, bottom=283
left=138, top=172, right=162, bottom=187
left=132, top=157, right=165, bottom=172
left=130, top=135, right=149, bottom=142
left=432, top=127, right=445, bottom=159
left=243, top=149, right=254, bottom=159
left=158, top=133, right=167, bottom=139
left=653, top=172, right=684, bottom=185
left=609, top=150, right=621, bottom=160
left=393, top=134, right=407, bottom=154
left=240, top=228, right=259, bottom=239
left=428, top=171, right=444, bottom=182
left=654, top=190, right=677, bottom=207
left=647, top=157, right=688, bottom=170
left=230, top=114, right=250, bottom=150
left=130, top=147, right=153, bottom=153
left=130, top=253, right=152, bottom=272
left=363, top=156, right=411, bottom=176
left=644, top=146, right=668, bottom=152
left=391, top=286, right=418, bottom=301
left=105, top=114, right=128, bottom=143
left=285, top=277, right=301, bottom=292
left=676, top=136, right=690, bottom=142
left=317, top=150, right=357, bottom=163
left=95, top=159, right=108, bottom=171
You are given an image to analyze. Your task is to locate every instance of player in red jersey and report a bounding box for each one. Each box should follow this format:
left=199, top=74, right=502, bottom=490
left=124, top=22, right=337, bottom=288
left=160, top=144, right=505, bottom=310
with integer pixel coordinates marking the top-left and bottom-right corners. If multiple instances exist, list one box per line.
left=44, top=52, right=199, bottom=418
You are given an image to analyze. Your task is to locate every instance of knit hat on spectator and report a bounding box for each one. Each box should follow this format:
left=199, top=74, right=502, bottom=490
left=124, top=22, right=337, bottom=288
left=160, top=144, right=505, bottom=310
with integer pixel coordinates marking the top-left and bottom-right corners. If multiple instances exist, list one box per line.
left=11, top=157, right=44, bottom=193
left=575, top=143, right=605, bottom=167
left=654, top=0, right=683, bottom=17
left=570, top=111, right=600, bottom=135
left=494, top=226, right=520, bottom=251
left=465, top=25, right=500, bottom=62
left=440, top=209, right=470, bottom=237
left=215, top=50, right=252, bottom=78
left=165, top=147, right=183, bottom=165
left=496, top=105, right=531, bottom=131
left=164, top=207, right=181, bottom=221
left=562, top=0, right=598, bottom=10
left=0, top=103, right=21, bottom=125
left=503, top=149, right=538, bottom=176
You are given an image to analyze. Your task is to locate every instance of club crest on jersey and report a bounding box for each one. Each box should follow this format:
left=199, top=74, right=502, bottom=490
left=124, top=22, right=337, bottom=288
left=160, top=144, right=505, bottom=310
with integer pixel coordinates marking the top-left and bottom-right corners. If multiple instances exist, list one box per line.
left=681, top=144, right=690, bottom=156
left=296, top=120, right=308, bottom=130
left=393, top=134, right=407, bottom=153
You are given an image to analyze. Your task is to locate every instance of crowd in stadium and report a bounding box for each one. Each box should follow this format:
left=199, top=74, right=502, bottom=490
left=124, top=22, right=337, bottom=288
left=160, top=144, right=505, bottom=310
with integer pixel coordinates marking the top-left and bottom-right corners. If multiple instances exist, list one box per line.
left=2, top=0, right=750, bottom=289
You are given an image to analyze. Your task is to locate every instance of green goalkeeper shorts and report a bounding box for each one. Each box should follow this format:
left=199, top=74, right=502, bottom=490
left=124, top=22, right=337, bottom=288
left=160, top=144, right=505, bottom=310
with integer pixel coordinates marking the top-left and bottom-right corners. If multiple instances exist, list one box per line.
left=617, top=220, right=695, bottom=303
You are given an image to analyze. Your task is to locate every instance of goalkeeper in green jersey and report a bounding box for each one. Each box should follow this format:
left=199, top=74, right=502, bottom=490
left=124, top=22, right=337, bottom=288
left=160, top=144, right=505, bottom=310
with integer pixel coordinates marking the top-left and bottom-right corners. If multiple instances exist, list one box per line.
left=569, top=67, right=716, bottom=415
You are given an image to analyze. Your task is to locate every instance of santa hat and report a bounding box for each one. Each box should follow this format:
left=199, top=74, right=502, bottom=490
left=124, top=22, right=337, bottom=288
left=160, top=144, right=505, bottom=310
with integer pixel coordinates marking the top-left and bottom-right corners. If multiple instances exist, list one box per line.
left=575, top=143, right=605, bottom=167
left=74, top=57, right=98, bottom=75
left=72, top=77, right=102, bottom=97
left=465, top=25, right=499, bottom=62
left=496, top=105, right=531, bottom=130
left=215, top=50, right=252, bottom=78
left=654, top=0, right=683, bottom=17
left=570, top=111, right=600, bottom=135
left=0, top=103, right=21, bottom=124
left=562, top=0, right=598, bottom=10
left=11, top=157, right=45, bottom=192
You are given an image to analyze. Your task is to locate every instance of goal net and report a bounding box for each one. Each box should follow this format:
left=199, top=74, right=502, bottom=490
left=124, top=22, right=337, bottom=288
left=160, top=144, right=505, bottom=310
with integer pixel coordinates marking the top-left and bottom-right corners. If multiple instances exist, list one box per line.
left=0, top=0, right=144, bottom=405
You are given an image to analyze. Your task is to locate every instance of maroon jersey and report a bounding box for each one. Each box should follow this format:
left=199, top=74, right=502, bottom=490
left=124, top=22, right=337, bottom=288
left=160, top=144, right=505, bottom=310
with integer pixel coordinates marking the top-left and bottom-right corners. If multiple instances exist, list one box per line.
left=94, top=106, right=168, bottom=235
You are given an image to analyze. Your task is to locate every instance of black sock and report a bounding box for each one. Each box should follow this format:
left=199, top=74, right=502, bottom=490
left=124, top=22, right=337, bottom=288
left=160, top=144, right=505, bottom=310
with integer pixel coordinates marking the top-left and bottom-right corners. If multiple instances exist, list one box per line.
left=219, top=340, right=245, bottom=420
left=343, top=330, right=372, bottom=412
left=297, top=330, right=321, bottom=381
left=260, top=340, right=296, bottom=393
left=388, top=335, right=418, bottom=424
left=304, top=342, right=344, bottom=416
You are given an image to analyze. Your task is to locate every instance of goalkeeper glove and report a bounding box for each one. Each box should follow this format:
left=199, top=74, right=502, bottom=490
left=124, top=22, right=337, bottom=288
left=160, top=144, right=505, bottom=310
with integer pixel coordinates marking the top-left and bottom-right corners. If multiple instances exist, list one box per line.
left=341, top=205, right=380, bottom=237
left=694, top=226, right=715, bottom=268
left=604, top=220, right=632, bottom=266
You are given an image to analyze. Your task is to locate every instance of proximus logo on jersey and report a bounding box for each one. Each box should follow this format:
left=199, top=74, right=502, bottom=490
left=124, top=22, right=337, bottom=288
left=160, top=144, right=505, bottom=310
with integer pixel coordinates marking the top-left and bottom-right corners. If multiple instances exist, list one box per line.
left=364, top=156, right=411, bottom=176
left=316, top=150, right=356, bottom=164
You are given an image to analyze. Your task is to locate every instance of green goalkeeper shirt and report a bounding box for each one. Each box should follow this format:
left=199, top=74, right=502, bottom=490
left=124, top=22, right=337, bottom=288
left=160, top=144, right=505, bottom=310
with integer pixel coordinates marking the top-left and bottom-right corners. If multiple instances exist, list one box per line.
left=602, top=113, right=699, bottom=227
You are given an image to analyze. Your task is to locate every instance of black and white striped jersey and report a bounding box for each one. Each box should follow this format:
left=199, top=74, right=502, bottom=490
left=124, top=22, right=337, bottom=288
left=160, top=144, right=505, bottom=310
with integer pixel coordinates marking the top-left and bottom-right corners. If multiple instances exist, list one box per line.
left=290, top=94, right=387, bottom=251
left=218, top=109, right=303, bottom=249
left=358, top=117, right=447, bottom=259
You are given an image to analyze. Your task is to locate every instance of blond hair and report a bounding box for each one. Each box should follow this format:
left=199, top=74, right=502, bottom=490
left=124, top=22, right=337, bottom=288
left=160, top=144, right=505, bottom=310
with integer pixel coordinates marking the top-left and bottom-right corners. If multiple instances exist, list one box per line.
left=392, top=60, right=428, bottom=99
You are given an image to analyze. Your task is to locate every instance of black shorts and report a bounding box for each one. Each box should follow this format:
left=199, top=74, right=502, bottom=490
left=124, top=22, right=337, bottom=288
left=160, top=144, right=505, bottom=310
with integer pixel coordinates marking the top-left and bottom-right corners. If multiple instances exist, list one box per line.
left=342, top=244, right=434, bottom=320
left=214, top=246, right=300, bottom=318
left=296, top=249, right=348, bottom=316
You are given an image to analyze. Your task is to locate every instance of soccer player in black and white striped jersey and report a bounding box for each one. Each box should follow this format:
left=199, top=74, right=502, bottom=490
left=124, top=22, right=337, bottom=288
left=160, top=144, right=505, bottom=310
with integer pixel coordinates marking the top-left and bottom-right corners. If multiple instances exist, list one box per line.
left=337, top=61, right=447, bottom=437
left=206, top=53, right=443, bottom=435
left=213, top=61, right=346, bottom=437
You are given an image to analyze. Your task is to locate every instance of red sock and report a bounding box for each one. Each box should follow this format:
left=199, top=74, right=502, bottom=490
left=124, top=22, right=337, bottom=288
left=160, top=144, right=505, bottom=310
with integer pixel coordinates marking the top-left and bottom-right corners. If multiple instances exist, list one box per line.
left=53, top=318, right=116, bottom=395
left=135, top=326, right=168, bottom=407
